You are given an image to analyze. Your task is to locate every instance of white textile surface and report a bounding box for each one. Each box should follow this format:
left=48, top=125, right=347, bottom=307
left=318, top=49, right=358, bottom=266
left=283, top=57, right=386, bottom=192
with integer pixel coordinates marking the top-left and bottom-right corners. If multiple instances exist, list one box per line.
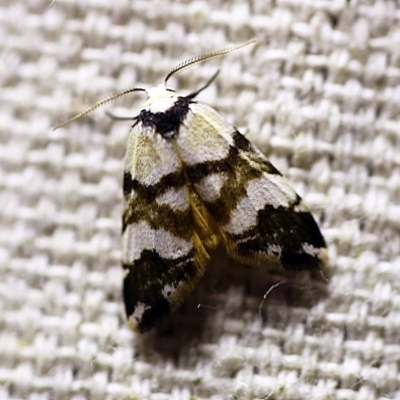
left=1, top=1, right=400, bottom=399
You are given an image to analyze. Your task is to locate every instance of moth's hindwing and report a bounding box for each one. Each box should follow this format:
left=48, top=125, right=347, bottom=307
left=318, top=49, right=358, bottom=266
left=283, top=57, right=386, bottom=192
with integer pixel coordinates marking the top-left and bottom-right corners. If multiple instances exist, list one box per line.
left=177, top=102, right=328, bottom=271
left=122, top=122, right=219, bottom=332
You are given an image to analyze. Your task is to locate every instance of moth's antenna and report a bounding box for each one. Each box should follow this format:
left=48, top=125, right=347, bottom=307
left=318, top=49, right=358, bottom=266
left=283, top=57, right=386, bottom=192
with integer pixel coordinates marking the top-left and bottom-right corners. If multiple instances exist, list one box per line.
left=54, top=39, right=256, bottom=130
left=164, top=39, right=256, bottom=85
left=54, top=87, right=146, bottom=130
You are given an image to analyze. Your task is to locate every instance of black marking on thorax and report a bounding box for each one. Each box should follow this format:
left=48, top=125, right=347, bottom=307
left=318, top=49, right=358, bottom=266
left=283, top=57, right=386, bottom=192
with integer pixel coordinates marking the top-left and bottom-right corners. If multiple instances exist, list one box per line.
left=139, top=96, right=191, bottom=138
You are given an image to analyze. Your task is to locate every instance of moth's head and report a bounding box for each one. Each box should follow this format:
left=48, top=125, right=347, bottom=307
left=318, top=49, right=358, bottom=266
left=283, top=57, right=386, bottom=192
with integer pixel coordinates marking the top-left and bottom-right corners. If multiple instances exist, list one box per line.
left=145, top=83, right=177, bottom=112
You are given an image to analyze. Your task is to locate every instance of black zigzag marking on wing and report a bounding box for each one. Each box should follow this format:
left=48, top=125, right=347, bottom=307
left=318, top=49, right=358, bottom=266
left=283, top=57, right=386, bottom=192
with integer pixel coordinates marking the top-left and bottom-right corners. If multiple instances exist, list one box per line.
left=229, top=198, right=326, bottom=270
left=232, top=130, right=281, bottom=174
left=123, top=249, right=197, bottom=332
left=185, top=130, right=281, bottom=182
left=123, top=202, right=192, bottom=239
left=123, top=170, right=186, bottom=199
left=185, top=130, right=280, bottom=225
left=123, top=169, right=189, bottom=236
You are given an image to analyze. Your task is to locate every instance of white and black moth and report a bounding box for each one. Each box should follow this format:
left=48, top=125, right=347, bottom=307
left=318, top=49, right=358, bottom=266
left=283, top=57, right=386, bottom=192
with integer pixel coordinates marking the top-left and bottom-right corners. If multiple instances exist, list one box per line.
left=56, top=40, right=327, bottom=333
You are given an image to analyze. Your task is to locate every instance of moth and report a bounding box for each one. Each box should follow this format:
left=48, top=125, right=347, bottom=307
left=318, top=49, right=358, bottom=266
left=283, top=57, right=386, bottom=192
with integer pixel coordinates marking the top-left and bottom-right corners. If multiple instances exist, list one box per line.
left=55, top=40, right=328, bottom=332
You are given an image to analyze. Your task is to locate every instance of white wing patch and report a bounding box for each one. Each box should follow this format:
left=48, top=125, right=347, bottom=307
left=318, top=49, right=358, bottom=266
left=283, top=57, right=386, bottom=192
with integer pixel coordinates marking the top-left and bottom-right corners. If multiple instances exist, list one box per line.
left=125, top=125, right=182, bottom=186
left=223, top=175, right=298, bottom=235
left=177, top=107, right=234, bottom=165
left=123, top=221, right=192, bottom=261
left=194, top=173, right=227, bottom=203
left=156, top=186, right=190, bottom=212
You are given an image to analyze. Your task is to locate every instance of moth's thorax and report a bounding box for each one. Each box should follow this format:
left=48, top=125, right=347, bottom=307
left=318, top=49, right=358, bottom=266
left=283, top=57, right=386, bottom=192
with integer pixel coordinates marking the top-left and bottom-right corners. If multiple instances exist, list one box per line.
left=145, top=83, right=178, bottom=113
left=139, top=84, right=191, bottom=138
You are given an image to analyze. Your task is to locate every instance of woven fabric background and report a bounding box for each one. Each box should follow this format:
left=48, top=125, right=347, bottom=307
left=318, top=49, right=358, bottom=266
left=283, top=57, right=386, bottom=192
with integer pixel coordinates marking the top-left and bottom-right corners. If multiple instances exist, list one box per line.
left=1, top=1, right=400, bottom=399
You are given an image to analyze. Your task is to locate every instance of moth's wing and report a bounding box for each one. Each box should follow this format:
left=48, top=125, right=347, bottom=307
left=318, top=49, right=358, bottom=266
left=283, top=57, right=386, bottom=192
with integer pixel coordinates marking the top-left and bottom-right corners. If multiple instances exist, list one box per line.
left=177, top=102, right=327, bottom=271
left=122, top=124, right=214, bottom=333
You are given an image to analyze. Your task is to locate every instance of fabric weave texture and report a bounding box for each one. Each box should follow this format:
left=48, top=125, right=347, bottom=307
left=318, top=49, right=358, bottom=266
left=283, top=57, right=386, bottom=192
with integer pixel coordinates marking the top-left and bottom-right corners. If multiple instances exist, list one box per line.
left=1, top=1, right=399, bottom=399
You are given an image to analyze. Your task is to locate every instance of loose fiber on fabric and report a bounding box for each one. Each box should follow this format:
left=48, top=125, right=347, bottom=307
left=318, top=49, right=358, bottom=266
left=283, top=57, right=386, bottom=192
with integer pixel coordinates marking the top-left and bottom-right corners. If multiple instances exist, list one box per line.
left=1, top=1, right=399, bottom=399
